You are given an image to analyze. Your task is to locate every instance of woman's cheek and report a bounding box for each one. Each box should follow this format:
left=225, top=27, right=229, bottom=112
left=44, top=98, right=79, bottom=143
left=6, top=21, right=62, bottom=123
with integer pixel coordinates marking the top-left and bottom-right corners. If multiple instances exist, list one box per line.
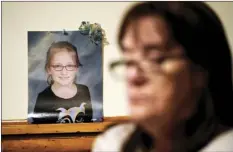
left=162, top=60, right=189, bottom=75
left=161, top=60, right=192, bottom=93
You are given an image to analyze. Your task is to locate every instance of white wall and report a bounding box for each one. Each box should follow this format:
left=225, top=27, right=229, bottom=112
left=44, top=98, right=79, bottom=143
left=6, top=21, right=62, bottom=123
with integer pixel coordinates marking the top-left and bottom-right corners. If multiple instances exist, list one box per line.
left=2, top=2, right=233, bottom=120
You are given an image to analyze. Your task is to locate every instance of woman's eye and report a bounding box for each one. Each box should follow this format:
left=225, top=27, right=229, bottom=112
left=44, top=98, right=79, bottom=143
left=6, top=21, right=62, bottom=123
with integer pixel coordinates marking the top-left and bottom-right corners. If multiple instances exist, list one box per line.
left=150, top=57, right=166, bottom=64
left=125, top=60, right=136, bottom=67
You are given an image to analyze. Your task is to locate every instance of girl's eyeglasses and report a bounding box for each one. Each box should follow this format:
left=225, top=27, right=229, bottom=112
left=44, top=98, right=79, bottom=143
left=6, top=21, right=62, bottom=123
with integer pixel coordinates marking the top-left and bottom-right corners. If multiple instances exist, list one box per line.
left=51, top=65, right=77, bottom=71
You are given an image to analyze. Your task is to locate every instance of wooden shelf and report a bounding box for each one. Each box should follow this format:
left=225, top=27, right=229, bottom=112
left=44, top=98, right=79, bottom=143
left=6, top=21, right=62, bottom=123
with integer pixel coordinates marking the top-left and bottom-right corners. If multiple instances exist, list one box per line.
left=2, top=116, right=129, bottom=152
left=2, top=116, right=129, bottom=135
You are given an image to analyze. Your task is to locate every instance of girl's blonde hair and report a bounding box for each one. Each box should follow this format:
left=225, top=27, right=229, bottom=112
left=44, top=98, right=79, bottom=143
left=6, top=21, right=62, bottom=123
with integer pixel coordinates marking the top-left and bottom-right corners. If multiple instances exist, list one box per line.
left=45, top=41, right=82, bottom=85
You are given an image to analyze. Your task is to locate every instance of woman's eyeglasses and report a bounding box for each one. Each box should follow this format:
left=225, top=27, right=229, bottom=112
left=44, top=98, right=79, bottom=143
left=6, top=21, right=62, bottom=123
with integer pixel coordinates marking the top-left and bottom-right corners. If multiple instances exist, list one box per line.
left=51, top=65, right=77, bottom=71
left=109, top=53, right=188, bottom=80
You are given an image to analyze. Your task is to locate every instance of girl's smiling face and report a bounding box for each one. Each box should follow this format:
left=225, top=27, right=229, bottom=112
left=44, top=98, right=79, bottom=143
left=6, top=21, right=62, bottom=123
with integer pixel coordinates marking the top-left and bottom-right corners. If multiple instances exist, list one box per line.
left=47, top=48, right=78, bottom=87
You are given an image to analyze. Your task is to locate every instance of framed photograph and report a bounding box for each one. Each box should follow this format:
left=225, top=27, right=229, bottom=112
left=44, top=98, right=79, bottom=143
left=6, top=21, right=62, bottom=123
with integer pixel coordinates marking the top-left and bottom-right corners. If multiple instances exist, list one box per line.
left=27, top=28, right=103, bottom=124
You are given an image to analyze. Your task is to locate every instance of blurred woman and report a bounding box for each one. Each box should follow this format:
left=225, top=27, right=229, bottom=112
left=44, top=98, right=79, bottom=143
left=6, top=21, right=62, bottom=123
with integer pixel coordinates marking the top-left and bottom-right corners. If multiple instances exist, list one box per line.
left=92, top=2, right=233, bottom=152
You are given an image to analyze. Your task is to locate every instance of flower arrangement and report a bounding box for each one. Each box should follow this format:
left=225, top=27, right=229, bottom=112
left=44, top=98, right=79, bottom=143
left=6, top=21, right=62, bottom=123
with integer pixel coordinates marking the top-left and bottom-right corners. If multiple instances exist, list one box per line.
left=78, top=21, right=109, bottom=46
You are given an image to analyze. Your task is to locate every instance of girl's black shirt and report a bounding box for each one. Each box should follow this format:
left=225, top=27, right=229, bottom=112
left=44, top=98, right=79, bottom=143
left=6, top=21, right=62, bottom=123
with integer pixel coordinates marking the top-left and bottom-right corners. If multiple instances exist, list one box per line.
left=32, top=84, right=93, bottom=124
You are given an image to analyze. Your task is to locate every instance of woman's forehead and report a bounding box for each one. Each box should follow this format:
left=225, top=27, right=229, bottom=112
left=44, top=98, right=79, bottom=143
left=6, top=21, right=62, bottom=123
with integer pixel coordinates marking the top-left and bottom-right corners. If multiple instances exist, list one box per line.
left=121, top=16, right=171, bottom=52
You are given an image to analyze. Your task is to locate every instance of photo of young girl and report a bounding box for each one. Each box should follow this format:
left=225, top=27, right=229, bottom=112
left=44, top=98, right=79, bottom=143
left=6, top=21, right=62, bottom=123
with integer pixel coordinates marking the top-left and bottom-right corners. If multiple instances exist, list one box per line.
left=28, top=31, right=103, bottom=124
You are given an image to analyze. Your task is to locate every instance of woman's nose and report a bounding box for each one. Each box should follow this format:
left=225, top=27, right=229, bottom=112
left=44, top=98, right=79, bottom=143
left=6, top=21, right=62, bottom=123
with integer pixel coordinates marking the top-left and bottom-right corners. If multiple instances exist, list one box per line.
left=126, top=66, right=147, bottom=86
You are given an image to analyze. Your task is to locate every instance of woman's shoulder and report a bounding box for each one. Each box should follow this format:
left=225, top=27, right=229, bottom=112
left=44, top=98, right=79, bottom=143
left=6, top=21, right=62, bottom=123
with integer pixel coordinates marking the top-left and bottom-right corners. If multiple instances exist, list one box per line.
left=92, top=123, right=136, bottom=152
left=200, top=128, right=233, bottom=151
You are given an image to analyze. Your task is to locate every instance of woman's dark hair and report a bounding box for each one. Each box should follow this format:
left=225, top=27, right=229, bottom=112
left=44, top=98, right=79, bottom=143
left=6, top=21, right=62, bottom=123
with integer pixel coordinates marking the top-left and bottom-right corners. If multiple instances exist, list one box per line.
left=45, top=41, right=82, bottom=85
left=118, top=2, right=233, bottom=126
